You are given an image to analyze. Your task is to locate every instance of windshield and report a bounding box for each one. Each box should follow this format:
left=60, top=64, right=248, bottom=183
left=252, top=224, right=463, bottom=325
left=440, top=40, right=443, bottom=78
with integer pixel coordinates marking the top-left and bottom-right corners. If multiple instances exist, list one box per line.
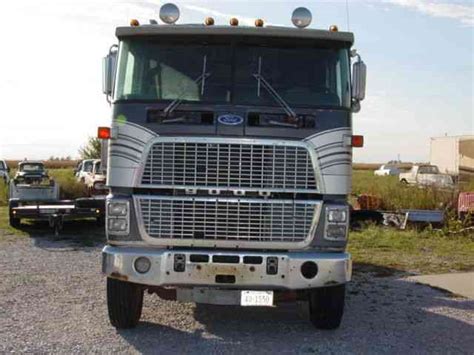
left=20, top=163, right=44, bottom=172
left=115, top=39, right=351, bottom=109
left=419, top=166, right=439, bottom=174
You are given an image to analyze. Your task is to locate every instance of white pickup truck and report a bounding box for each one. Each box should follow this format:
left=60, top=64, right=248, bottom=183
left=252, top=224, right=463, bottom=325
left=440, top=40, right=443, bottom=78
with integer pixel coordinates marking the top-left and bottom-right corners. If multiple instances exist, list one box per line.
left=0, top=160, right=9, bottom=184
left=399, top=165, right=454, bottom=188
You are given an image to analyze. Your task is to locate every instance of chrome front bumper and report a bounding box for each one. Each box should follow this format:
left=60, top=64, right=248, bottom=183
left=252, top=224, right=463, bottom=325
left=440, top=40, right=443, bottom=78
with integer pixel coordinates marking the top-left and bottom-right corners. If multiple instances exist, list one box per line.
left=102, top=246, right=351, bottom=290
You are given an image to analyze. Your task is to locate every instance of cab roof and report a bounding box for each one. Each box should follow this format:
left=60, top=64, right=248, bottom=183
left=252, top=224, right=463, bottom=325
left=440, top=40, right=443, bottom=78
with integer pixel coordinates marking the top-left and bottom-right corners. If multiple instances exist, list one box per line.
left=116, top=25, right=354, bottom=45
left=18, top=160, right=44, bottom=166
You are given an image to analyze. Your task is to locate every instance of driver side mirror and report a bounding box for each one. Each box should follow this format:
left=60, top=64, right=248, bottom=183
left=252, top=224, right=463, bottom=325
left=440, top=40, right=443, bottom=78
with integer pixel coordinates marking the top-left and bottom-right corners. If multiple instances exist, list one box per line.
left=102, top=46, right=117, bottom=97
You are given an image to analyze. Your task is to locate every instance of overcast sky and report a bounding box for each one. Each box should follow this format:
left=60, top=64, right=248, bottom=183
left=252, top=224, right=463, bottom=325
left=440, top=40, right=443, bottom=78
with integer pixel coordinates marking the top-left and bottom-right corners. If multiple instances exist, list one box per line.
left=0, top=0, right=472, bottom=162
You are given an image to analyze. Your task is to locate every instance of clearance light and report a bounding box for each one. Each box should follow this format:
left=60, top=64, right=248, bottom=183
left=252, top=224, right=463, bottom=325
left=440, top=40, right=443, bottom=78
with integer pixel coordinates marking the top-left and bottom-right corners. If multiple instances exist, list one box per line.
left=205, top=17, right=215, bottom=26
left=255, top=19, right=264, bottom=27
left=352, top=135, right=364, bottom=148
left=97, top=127, right=111, bottom=140
left=130, top=19, right=140, bottom=26
left=230, top=17, right=239, bottom=26
left=329, top=25, right=339, bottom=32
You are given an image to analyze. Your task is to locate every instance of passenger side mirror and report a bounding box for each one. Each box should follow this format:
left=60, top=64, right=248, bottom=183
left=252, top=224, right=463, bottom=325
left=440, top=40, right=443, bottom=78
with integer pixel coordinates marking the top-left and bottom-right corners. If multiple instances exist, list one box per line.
left=352, top=60, right=366, bottom=101
left=102, top=45, right=118, bottom=98
left=351, top=52, right=366, bottom=113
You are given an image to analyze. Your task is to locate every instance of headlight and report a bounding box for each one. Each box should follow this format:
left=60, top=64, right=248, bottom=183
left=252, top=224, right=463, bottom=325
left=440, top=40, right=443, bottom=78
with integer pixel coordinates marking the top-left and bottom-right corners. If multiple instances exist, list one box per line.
left=108, top=202, right=128, bottom=216
left=326, top=225, right=347, bottom=240
left=108, top=218, right=128, bottom=232
left=327, top=208, right=347, bottom=223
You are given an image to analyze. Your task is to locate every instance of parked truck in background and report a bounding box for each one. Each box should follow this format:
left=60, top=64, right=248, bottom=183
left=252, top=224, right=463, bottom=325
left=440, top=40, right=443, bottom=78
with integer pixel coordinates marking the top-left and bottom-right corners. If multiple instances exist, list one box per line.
left=0, top=160, right=9, bottom=184
left=100, top=4, right=366, bottom=330
left=399, top=164, right=454, bottom=188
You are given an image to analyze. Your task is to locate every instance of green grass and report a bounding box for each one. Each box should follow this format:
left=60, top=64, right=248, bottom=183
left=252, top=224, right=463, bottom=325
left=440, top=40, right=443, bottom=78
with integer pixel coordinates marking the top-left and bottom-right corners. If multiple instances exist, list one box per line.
left=349, top=226, right=474, bottom=274
left=0, top=180, right=7, bottom=207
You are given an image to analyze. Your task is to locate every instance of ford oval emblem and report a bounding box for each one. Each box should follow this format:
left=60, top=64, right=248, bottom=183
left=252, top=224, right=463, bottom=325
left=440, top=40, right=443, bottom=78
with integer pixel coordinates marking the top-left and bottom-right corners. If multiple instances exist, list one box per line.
left=217, top=114, right=244, bottom=126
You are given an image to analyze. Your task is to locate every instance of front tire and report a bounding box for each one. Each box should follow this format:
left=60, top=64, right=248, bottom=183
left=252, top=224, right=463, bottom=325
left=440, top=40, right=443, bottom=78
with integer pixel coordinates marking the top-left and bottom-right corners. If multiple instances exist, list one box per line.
left=9, top=201, right=20, bottom=228
left=107, top=278, right=144, bottom=329
left=308, top=284, right=345, bottom=330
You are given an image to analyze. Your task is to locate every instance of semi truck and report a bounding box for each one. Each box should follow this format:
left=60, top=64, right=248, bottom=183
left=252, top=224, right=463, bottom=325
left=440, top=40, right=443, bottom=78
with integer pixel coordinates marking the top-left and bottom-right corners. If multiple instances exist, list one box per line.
left=100, top=4, right=366, bottom=330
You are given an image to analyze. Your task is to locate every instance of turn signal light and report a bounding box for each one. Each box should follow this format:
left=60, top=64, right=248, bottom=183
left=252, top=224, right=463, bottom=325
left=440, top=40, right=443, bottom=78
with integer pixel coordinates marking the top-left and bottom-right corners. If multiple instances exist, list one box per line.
left=98, top=127, right=111, bottom=140
left=352, top=135, right=364, bottom=147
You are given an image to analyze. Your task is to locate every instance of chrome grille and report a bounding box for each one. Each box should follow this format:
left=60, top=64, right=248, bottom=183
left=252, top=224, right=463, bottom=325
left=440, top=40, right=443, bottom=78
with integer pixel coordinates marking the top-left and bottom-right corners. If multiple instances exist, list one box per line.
left=136, top=196, right=317, bottom=244
left=141, top=140, right=317, bottom=191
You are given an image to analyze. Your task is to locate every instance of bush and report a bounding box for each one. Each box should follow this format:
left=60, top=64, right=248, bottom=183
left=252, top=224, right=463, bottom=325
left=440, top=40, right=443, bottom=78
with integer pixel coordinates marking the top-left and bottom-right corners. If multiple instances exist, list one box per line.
left=48, top=169, right=87, bottom=200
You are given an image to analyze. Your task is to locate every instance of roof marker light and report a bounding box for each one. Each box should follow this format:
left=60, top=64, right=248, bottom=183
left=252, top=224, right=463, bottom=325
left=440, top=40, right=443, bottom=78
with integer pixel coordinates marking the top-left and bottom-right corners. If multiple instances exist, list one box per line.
left=291, top=7, right=312, bottom=28
left=230, top=17, right=239, bottom=26
left=205, top=17, right=215, bottom=26
left=329, top=25, right=339, bottom=32
left=130, top=19, right=140, bottom=27
left=159, top=3, right=180, bottom=24
left=255, top=19, right=264, bottom=27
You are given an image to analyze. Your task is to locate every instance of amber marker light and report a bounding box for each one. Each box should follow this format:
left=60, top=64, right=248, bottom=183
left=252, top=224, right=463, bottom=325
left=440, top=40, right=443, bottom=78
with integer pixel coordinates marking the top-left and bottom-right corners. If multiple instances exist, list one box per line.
left=98, top=127, right=111, bottom=140
left=329, top=25, right=339, bottom=32
left=351, top=135, right=364, bottom=148
left=130, top=19, right=140, bottom=26
left=205, top=17, right=215, bottom=26
left=255, top=19, right=264, bottom=27
left=230, top=17, right=239, bottom=26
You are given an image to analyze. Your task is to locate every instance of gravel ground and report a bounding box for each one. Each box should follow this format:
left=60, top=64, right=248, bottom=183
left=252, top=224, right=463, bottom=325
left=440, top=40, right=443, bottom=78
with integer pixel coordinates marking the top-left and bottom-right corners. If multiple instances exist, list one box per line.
left=0, top=233, right=473, bottom=354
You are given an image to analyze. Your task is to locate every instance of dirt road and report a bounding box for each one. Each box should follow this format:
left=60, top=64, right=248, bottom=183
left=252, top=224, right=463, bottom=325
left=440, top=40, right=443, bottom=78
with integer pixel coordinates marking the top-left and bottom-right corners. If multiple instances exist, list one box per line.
left=0, top=234, right=473, bottom=354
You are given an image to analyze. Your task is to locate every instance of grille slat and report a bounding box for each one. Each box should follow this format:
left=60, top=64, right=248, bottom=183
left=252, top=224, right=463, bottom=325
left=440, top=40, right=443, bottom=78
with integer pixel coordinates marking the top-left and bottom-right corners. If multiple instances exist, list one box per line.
left=137, top=197, right=316, bottom=243
left=141, top=141, right=317, bottom=191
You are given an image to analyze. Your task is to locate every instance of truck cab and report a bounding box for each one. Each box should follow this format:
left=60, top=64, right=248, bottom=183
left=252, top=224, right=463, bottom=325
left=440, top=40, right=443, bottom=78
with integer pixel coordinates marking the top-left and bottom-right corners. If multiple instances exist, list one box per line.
left=101, top=4, right=366, bottom=330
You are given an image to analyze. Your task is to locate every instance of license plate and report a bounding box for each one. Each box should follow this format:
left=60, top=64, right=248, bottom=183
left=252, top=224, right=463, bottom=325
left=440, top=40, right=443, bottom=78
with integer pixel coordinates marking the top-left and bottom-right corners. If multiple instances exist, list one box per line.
left=241, top=291, right=274, bottom=306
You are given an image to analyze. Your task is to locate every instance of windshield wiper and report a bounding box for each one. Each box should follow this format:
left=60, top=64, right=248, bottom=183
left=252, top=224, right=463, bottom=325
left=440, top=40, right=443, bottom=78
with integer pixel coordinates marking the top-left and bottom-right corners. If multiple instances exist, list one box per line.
left=253, top=56, right=297, bottom=119
left=163, top=55, right=211, bottom=117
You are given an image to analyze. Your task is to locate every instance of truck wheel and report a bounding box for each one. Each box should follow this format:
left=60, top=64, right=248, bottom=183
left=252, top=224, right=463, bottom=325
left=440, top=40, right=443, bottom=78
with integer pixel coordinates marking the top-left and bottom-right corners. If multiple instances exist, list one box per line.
left=9, top=201, right=20, bottom=228
left=308, top=284, right=345, bottom=330
left=9, top=214, right=20, bottom=228
left=107, top=278, right=144, bottom=329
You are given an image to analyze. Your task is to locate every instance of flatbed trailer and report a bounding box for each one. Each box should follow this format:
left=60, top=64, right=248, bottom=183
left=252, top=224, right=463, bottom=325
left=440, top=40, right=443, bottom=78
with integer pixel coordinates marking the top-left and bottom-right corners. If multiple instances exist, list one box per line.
left=10, top=198, right=105, bottom=235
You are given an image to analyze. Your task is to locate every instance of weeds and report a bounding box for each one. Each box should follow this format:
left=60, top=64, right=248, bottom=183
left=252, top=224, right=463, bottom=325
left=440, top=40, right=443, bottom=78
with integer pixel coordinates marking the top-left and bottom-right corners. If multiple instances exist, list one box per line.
left=352, top=171, right=458, bottom=210
left=47, top=169, right=87, bottom=200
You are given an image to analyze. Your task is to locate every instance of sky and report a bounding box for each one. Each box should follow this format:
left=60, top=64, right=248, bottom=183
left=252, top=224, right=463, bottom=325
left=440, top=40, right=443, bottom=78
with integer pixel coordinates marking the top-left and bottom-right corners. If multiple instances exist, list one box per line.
left=0, top=0, right=472, bottom=163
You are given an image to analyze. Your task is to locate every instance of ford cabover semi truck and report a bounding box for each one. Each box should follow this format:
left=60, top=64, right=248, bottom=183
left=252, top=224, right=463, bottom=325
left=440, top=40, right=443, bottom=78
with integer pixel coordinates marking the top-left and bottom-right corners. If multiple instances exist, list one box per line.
left=101, top=4, right=366, bottom=330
